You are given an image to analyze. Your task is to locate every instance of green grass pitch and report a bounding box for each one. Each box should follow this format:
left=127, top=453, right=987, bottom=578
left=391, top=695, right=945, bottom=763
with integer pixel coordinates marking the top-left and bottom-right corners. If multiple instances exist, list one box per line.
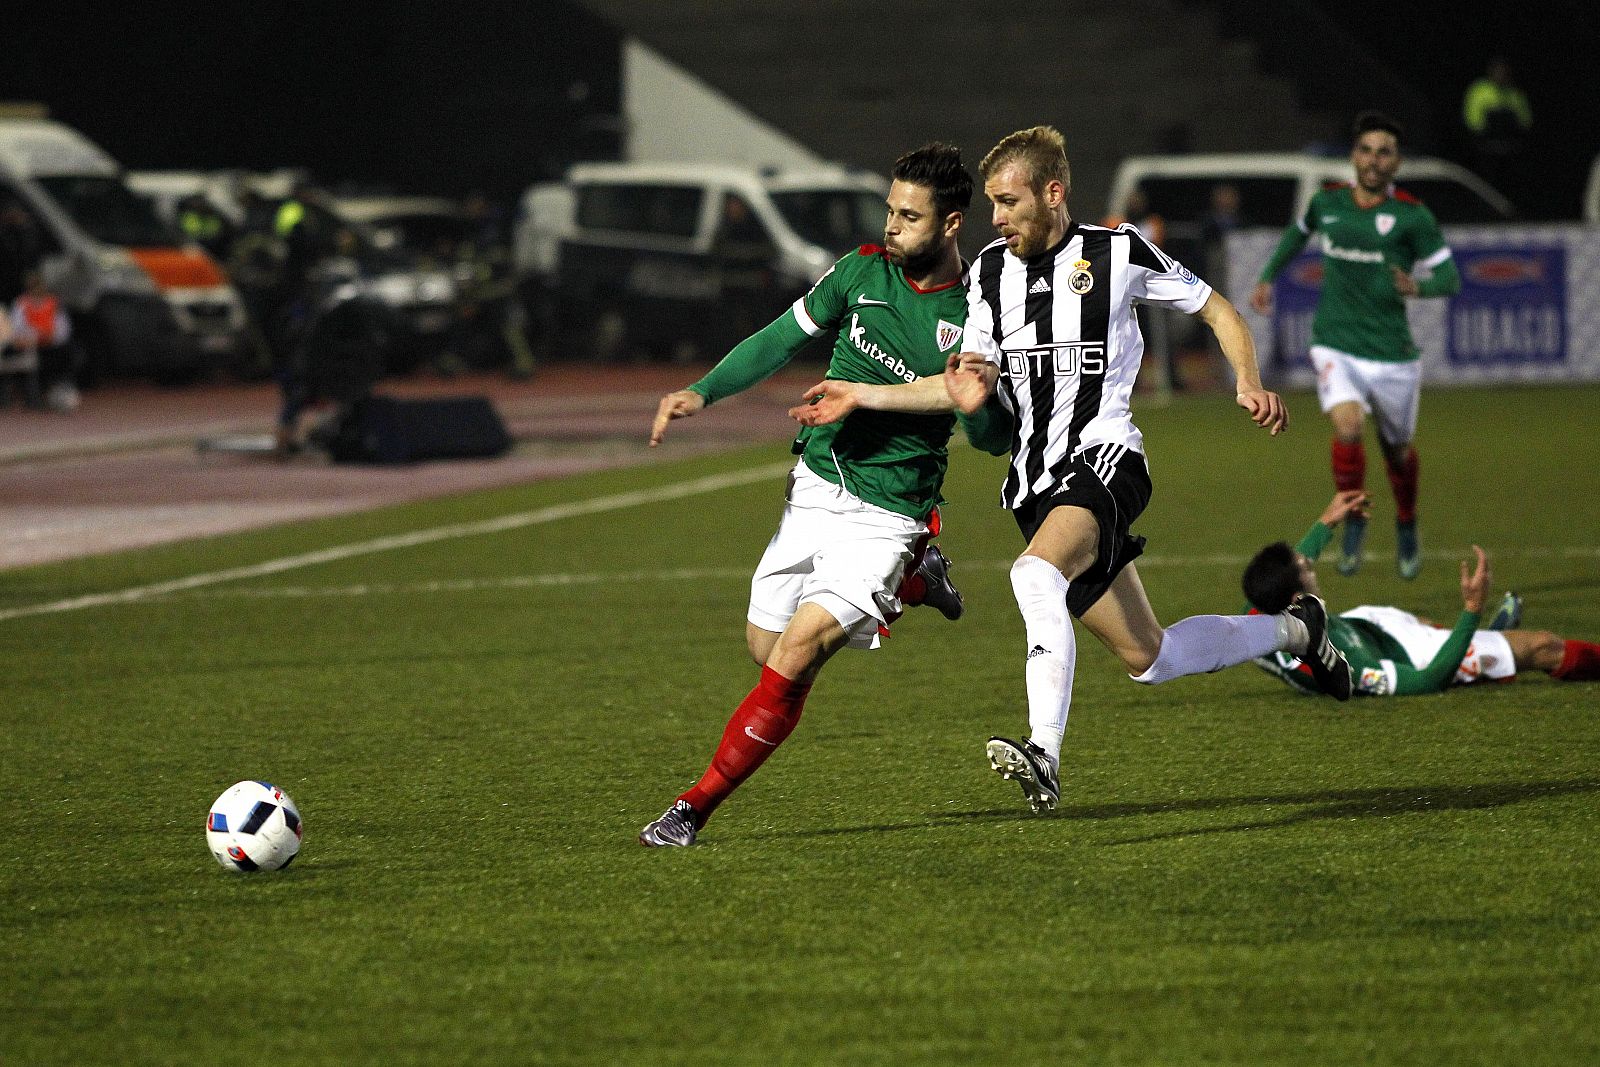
left=2, top=384, right=1597, bottom=1065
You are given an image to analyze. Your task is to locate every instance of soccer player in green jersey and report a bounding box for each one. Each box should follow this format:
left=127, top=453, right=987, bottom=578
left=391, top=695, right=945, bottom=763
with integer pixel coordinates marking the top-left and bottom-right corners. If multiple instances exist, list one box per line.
left=639, top=143, right=1011, bottom=846
left=1243, top=491, right=1600, bottom=697
left=1251, top=111, right=1462, bottom=581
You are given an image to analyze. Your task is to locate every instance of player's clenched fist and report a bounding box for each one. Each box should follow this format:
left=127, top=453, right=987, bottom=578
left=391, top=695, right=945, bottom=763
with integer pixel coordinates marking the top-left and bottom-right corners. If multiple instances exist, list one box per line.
left=943, top=352, right=995, bottom=415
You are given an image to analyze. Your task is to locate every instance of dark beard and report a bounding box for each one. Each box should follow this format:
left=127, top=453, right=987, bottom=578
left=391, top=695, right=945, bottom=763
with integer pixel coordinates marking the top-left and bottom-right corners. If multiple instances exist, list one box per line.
left=892, top=241, right=943, bottom=278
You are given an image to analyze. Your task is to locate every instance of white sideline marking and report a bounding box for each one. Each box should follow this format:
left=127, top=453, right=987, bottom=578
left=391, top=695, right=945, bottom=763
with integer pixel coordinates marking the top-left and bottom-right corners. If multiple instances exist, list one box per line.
left=95, top=544, right=1600, bottom=606
left=0, top=462, right=793, bottom=624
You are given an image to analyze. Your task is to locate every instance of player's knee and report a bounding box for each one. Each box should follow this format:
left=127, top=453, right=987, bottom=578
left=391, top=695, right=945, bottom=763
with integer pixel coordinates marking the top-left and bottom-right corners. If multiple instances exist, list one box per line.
left=764, top=637, right=829, bottom=684
left=1010, top=554, right=1070, bottom=604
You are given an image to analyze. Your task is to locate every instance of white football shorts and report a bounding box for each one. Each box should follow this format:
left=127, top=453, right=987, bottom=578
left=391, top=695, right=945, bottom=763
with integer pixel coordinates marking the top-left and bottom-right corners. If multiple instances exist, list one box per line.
left=748, top=460, right=927, bottom=650
left=1309, top=345, right=1422, bottom=446
left=1341, top=605, right=1516, bottom=690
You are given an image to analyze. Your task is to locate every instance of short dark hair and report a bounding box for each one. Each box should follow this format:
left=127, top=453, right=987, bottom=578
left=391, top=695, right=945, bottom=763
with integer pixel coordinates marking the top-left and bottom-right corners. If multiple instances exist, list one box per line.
left=892, top=142, right=974, bottom=218
left=1352, top=110, right=1404, bottom=144
left=1242, top=541, right=1304, bottom=615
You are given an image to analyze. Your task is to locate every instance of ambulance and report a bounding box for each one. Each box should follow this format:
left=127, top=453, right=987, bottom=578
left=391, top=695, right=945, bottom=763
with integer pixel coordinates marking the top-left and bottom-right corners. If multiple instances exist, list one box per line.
left=0, top=112, right=248, bottom=379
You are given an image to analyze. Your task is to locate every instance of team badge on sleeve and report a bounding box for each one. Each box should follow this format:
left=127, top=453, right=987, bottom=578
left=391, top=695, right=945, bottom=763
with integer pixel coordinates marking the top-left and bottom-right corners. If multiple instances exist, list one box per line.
left=1068, top=259, right=1094, bottom=295
left=936, top=320, right=963, bottom=352
left=1357, top=665, right=1394, bottom=695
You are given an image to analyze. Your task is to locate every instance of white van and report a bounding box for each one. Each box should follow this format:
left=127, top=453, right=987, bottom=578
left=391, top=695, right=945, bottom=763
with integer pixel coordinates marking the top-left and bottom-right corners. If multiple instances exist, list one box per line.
left=0, top=117, right=248, bottom=379
left=1107, top=151, right=1516, bottom=234
left=514, top=161, right=888, bottom=359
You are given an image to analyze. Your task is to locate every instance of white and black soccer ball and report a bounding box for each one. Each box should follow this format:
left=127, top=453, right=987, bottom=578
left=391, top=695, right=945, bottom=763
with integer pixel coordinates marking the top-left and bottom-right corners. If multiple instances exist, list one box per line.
left=206, top=781, right=303, bottom=872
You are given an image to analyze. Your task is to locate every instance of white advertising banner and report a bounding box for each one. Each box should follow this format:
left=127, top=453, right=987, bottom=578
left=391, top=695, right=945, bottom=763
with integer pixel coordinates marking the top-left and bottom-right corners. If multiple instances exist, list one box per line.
left=1227, top=224, right=1600, bottom=386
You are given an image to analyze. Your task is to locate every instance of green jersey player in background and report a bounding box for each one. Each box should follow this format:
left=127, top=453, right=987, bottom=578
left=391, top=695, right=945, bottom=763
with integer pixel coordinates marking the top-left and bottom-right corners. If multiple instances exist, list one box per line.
left=1251, top=111, right=1461, bottom=581
left=1243, top=490, right=1600, bottom=697
left=639, top=143, right=1010, bottom=847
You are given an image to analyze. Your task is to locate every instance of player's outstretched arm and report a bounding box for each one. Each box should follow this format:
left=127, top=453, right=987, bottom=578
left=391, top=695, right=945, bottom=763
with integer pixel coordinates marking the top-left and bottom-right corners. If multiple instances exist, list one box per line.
left=1195, top=290, right=1287, bottom=435
left=789, top=375, right=953, bottom=426
left=649, top=389, right=707, bottom=447
left=944, top=352, right=997, bottom=416
left=1319, top=490, right=1370, bottom=528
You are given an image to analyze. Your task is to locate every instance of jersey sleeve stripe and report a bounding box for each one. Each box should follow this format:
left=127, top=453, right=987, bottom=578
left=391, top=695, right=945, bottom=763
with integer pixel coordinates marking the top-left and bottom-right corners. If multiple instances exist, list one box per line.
left=1120, top=226, right=1168, bottom=272
left=1418, top=246, right=1453, bottom=270
left=791, top=297, right=822, bottom=337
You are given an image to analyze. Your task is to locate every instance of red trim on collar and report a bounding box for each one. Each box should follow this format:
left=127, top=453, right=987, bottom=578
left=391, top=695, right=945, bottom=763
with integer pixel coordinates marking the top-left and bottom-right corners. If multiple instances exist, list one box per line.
left=906, top=275, right=962, bottom=294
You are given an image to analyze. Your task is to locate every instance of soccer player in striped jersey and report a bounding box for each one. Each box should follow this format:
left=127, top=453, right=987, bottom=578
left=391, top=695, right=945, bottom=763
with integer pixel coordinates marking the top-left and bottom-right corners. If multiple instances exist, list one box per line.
left=1244, top=490, right=1600, bottom=697
left=1251, top=111, right=1462, bottom=580
left=794, top=126, right=1354, bottom=814
left=639, top=143, right=1012, bottom=846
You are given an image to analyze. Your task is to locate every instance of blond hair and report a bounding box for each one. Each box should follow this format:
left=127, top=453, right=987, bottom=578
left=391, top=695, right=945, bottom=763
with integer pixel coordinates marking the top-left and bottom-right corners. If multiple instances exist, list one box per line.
left=980, top=126, right=1071, bottom=200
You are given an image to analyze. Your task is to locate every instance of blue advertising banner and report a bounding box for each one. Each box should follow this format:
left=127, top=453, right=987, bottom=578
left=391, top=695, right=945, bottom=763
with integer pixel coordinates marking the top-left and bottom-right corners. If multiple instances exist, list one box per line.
left=1446, top=247, right=1566, bottom=366
left=1229, top=224, right=1600, bottom=386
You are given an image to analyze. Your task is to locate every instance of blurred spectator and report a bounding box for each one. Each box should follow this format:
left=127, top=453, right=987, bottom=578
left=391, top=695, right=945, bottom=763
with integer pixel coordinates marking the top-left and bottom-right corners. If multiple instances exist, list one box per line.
left=712, top=193, right=772, bottom=261
left=9, top=270, right=80, bottom=411
left=1104, top=187, right=1175, bottom=389
left=1462, top=56, right=1532, bottom=203
left=269, top=184, right=333, bottom=453
left=0, top=199, right=47, bottom=303
left=1102, top=185, right=1166, bottom=245
left=457, top=190, right=535, bottom=378
left=177, top=193, right=234, bottom=258
left=1200, top=182, right=1243, bottom=293
left=1196, top=183, right=1246, bottom=386
left=461, top=190, right=508, bottom=260
left=0, top=298, right=26, bottom=407
left=223, top=187, right=285, bottom=376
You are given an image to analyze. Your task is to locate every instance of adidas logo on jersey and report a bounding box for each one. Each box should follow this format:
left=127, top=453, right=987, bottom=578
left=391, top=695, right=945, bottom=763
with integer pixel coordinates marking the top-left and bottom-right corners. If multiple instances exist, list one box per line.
left=1028, top=277, right=1052, bottom=294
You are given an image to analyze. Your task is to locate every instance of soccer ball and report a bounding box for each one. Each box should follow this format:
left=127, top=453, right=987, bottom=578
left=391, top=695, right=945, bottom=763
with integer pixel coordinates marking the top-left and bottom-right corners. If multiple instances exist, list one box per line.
left=206, top=781, right=303, bottom=872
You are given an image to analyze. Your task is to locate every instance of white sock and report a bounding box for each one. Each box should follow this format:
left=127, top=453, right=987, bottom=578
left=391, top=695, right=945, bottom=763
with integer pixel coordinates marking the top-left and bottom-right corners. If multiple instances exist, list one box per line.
left=1277, top=610, right=1310, bottom=655
left=1131, top=613, right=1283, bottom=685
left=1009, top=555, right=1075, bottom=765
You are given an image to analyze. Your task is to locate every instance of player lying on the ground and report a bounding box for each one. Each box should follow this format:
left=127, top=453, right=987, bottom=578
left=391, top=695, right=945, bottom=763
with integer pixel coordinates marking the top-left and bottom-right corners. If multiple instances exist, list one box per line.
left=1242, top=490, right=1600, bottom=696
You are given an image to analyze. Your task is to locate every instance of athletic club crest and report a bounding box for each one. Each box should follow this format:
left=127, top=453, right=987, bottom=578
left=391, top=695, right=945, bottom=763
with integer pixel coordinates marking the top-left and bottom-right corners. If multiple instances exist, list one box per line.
left=1375, top=213, right=1396, bottom=236
left=1067, top=259, right=1094, bottom=295
left=936, top=319, right=963, bottom=352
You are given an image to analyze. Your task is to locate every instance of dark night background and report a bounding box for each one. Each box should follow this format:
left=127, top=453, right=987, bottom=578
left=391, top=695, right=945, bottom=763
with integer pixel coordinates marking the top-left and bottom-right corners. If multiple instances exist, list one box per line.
left=4, top=1, right=1596, bottom=218
left=2, top=2, right=625, bottom=205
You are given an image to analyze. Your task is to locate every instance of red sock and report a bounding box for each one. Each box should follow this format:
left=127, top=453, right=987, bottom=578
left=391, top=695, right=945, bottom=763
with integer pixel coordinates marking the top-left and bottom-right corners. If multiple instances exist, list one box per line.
left=895, top=531, right=934, bottom=607
left=679, top=666, right=812, bottom=823
left=1332, top=439, right=1366, bottom=493
left=1385, top=446, right=1420, bottom=524
left=1552, top=640, right=1600, bottom=681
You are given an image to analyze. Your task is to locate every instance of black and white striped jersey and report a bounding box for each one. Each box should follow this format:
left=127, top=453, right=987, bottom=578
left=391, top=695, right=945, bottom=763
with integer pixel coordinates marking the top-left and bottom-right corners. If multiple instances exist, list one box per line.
left=965, top=220, right=1213, bottom=510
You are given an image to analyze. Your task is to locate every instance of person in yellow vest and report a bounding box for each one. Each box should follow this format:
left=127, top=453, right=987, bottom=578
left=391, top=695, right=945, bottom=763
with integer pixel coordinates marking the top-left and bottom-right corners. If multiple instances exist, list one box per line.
left=268, top=184, right=327, bottom=453
left=1462, top=56, right=1532, bottom=207
left=177, top=194, right=232, bottom=257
